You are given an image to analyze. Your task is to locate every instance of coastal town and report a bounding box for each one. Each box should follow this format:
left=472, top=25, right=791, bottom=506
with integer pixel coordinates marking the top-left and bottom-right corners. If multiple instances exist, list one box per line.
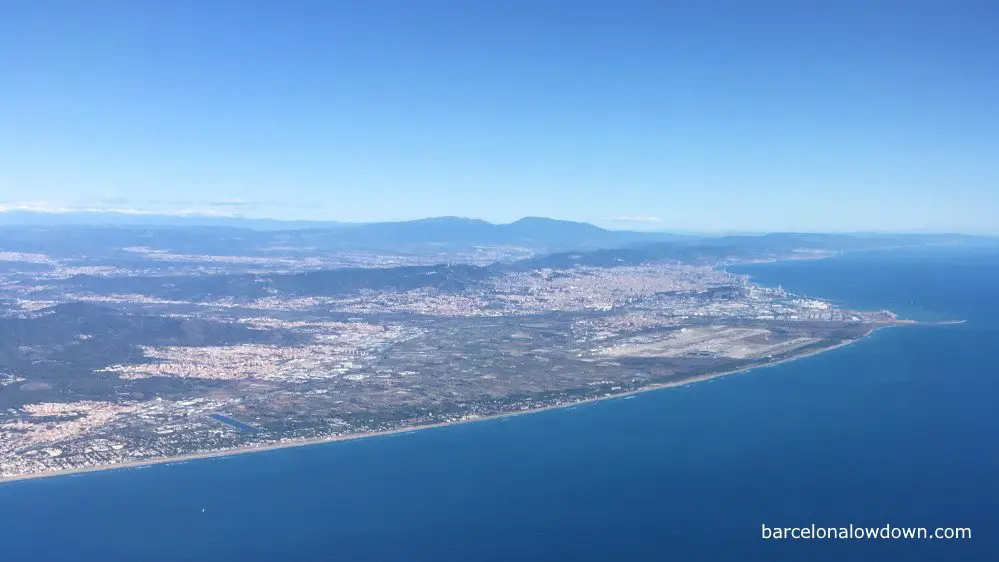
left=0, top=238, right=904, bottom=481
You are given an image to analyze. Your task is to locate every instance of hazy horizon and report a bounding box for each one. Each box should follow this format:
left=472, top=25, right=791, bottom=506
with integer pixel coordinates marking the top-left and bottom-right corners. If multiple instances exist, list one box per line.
left=0, top=205, right=994, bottom=236
left=2, top=1, right=997, bottom=233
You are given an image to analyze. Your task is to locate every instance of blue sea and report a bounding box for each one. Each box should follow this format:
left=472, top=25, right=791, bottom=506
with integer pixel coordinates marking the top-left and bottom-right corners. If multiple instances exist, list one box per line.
left=2, top=246, right=997, bottom=561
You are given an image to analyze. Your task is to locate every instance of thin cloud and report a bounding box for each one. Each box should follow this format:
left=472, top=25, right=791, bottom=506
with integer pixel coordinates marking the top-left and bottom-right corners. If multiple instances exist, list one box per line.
left=202, top=199, right=255, bottom=208
left=0, top=198, right=298, bottom=216
left=95, top=197, right=132, bottom=206
left=0, top=201, right=236, bottom=217
left=609, top=216, right=664, bottom=224
left=159, top=199, right=310, bottom=210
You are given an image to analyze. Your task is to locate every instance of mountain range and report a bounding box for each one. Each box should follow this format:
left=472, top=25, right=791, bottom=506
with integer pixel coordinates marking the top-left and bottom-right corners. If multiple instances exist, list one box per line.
left=0, top=210, right=991, bottom=259
left=0, top=212, right=682, bottom=254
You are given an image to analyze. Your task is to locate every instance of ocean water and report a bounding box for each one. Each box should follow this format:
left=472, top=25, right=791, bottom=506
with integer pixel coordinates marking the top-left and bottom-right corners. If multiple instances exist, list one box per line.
left=1, top=246, right=997, bottom=561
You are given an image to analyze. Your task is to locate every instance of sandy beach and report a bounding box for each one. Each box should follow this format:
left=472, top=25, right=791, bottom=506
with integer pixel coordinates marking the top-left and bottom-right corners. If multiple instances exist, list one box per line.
left=0, top=333, right=874, bottom=485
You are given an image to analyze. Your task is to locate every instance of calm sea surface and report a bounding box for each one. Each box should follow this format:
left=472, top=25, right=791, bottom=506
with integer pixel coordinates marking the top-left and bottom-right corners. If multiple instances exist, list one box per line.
left=1, top=246, right=997, bottom=561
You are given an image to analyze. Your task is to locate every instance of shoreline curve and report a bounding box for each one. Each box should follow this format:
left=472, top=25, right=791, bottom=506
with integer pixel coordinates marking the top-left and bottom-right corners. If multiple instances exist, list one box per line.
left=0, top=335, right=871, bottom=485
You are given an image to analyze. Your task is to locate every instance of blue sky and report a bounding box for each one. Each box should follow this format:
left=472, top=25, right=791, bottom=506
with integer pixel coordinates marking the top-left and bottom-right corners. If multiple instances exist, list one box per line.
left=1, top=0, right=997, bottom=232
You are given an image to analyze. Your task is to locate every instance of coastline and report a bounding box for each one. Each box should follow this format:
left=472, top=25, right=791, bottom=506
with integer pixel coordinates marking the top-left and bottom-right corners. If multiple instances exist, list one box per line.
left=4, top=247, right=968, bottom=486
left=0, top=335, right=867, bottom=486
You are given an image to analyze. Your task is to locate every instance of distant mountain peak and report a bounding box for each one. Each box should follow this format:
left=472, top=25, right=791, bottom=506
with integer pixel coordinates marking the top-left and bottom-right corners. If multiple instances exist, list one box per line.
left=504, top=216, right=609, bottom=234
left=509, top=216, right=595, bottom=226
left=408, top=216, right=493, bottom=225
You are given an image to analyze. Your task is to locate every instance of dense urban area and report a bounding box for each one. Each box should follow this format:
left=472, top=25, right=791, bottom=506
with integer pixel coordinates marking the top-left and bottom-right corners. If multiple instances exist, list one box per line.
left=0, top=220, right=936, bottom=479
